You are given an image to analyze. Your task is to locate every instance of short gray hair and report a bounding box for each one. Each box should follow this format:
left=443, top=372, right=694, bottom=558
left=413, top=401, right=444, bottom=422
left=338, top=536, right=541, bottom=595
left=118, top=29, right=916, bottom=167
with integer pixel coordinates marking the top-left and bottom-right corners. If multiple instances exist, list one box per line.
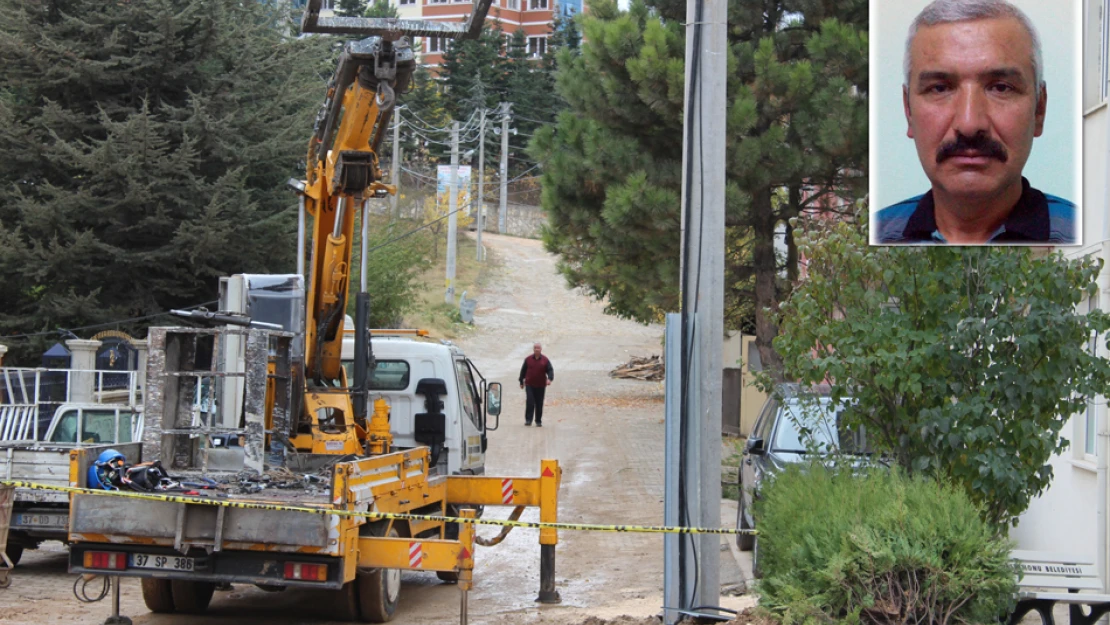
left=903, top=0, right=1044, bottom=92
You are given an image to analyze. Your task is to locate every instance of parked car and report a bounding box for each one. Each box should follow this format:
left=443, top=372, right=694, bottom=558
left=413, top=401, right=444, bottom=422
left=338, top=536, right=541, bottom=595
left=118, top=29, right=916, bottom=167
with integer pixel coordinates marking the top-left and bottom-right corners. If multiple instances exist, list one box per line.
left=736, top=385, right=871, bottom=574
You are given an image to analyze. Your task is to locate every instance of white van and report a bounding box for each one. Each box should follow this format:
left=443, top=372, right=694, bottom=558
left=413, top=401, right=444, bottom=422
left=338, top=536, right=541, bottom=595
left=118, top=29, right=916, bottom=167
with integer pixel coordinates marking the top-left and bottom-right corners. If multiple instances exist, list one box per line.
left=342, top=328, right=500, bottom=476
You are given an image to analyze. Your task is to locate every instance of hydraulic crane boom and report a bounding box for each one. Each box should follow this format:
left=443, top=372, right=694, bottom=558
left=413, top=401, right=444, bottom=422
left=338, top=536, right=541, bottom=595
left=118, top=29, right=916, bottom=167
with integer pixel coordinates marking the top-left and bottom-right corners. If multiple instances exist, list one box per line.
left=291, top=0, right=493, bottom=454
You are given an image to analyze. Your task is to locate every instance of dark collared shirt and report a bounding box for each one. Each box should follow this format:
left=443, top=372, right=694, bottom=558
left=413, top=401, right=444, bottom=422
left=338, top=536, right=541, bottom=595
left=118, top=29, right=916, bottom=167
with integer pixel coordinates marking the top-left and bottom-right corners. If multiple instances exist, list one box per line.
left=874, top=178, right=1076, bottom=244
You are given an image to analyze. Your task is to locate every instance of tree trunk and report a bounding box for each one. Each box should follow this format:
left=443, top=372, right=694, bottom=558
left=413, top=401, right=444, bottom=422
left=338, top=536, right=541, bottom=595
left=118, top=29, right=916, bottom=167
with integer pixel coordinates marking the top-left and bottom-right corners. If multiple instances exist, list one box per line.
left=785, top=185, right=800, bottom=284
left=752, top=187, right=785, bottom=382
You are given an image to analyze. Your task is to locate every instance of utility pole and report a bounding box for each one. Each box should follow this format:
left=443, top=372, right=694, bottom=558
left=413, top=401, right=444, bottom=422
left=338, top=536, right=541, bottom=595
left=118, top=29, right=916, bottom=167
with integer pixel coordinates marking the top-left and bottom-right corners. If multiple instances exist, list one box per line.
left=390, top=116, right=401, bottom=221
left=663, top=0, right=726, bottom=621
left=477, top=108, right=486, bottom=260
left=445, top=121, right=459, bottom=305
left=499, top=102, right=511, bottom=234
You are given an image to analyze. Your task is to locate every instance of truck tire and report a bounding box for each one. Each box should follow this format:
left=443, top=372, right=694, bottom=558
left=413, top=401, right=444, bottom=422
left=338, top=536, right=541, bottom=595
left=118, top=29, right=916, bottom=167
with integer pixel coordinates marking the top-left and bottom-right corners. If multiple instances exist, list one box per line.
left=171, top=580, right=215, bottom=613
left=3, top=544, right=23, bottom=567
left=141, top=578, right=176, bottom=613
left=333, top=580, right=361, bottom=622
left=358, top=525, right=401, bottom=622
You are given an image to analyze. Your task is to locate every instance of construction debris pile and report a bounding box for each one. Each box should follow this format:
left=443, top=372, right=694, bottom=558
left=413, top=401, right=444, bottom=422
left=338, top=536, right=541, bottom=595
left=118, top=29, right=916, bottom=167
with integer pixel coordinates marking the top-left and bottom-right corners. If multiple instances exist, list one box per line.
left=87, top=452, right=336, bottom=498
left=609, top=355, right=664, bottom=381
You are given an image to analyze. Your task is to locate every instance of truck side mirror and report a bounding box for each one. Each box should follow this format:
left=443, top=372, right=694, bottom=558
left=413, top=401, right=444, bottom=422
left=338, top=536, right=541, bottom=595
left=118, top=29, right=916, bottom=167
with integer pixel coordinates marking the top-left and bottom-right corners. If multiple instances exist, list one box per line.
left=486, top=382, right=502, bottom=417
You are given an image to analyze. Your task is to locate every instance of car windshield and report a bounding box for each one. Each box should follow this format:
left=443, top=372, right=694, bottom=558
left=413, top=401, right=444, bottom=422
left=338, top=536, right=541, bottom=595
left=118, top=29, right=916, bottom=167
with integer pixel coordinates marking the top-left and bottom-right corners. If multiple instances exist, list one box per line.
left=772, top=398, right=866, bottom=454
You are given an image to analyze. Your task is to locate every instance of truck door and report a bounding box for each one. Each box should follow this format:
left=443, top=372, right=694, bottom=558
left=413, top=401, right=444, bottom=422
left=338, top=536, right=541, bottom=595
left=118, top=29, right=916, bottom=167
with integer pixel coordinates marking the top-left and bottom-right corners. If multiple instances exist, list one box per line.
left=452, top=358, right=484, bottom=474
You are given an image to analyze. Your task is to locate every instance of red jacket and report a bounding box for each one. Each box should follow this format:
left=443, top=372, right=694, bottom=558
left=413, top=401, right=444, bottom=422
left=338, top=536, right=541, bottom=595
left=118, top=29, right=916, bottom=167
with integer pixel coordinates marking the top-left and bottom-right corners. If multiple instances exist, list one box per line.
left=519, top=355, right=554, bottom=387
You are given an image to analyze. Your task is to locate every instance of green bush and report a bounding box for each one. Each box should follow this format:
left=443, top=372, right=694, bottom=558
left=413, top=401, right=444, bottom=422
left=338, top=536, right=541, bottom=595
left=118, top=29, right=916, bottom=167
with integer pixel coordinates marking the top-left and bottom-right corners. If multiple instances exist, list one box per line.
left=754, top=464, right=1018, bottom=625
left=348, top=218, right=432, bottom=328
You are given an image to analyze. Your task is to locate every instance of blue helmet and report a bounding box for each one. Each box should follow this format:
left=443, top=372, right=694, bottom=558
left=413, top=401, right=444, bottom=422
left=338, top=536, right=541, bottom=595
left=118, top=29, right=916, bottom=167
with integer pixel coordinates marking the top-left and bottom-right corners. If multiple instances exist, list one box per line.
left=96, top=449, right=125, bottom=465
left=87, top=449, right=126, bottom=490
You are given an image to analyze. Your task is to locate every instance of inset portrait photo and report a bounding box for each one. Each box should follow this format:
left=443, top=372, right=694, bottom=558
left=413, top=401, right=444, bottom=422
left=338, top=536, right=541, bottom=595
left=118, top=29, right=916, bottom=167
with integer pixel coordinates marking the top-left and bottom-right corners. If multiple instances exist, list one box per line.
left=869, top=0, right=1082, bottom=246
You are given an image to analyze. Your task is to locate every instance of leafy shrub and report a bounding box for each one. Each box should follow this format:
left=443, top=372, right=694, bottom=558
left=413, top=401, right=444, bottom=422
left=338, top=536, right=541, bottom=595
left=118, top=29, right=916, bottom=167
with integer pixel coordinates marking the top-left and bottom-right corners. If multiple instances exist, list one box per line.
left=755, top=464, right=1017, bottom=625
left=348, top=218, right=432, bottom=328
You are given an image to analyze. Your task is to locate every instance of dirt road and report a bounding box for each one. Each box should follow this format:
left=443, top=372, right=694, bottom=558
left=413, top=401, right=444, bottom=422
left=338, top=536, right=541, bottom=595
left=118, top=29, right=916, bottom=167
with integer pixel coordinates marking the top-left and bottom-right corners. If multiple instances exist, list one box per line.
left=0, top=233, right=750, bottom=624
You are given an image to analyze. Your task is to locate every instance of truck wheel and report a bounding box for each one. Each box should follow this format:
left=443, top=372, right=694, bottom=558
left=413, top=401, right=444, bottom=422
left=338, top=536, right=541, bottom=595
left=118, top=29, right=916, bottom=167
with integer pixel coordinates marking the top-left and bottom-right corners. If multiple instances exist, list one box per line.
left=3, top=544, right=23, bottom=567
left=141, top=578, right=176, bottom=613
left=358, top=526, right=401, bottom=622
left=171, top=580, right=215, bottom=613
left=332, top=580, right=361, bottom=621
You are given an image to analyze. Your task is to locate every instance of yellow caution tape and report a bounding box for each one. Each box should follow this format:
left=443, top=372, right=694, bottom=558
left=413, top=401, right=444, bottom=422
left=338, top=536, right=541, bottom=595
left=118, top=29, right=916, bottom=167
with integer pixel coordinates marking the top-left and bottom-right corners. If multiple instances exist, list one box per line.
left=0, top=480, right=756, bottom=536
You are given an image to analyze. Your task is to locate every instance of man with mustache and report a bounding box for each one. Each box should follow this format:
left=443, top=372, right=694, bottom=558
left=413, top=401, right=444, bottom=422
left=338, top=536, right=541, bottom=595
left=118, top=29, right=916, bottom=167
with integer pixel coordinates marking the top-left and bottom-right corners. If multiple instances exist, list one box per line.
left=874, top=0, right=1076, bottom=245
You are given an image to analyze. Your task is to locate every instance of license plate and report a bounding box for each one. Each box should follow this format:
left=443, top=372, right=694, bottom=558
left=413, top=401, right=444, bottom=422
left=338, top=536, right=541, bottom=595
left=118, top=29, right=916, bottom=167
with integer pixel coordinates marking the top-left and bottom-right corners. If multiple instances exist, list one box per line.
left=130, top=553, right=195, bottom=571
left=14, top=513, right=67, bottom=528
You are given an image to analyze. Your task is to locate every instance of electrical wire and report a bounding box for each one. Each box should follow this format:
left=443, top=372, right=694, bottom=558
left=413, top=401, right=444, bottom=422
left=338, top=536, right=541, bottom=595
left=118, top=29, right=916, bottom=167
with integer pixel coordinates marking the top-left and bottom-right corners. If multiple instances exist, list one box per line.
left=2, top=300, right=219, bottom=341
left=73, top=574, right=111, bottom=603
left=512, top=114, right=553, bottom=125
left=678, top=0, right=707, bottom=609
left=365, top=200, right=475, bottom=255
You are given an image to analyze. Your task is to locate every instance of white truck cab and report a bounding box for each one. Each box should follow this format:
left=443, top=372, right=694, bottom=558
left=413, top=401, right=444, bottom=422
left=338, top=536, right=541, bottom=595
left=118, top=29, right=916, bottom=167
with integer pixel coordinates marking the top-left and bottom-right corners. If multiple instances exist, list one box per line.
left=342, top=330, right=501, bottom=476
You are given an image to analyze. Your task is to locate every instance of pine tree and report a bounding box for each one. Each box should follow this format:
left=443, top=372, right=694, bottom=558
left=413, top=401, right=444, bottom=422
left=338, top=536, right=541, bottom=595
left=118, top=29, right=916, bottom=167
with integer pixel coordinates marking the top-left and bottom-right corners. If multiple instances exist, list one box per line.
left=336, top=0, right=367, bottom=17
left=364, top=0, right=399, bottom=18
left=532, top=0, right=868, bottom=376
left=0, top=0, right=332, bottom=362
left=439, top=24, right=507, bottom=121
left=399, top=65, right=451, bottom=166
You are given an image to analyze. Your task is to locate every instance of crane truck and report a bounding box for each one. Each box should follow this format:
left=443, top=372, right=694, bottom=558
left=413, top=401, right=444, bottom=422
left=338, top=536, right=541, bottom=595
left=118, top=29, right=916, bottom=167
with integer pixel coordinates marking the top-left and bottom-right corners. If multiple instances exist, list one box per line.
left=62, top=3, right=561, bottom=622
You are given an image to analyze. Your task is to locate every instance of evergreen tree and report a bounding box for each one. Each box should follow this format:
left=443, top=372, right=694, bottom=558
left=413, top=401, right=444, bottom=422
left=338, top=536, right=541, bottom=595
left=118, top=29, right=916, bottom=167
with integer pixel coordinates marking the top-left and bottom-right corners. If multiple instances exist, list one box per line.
left=398, top=65, right=451, bottom=166
left=364, top=0, right=399, bottom=18
left=439, top=24, right=506, bottom=121
left=532, top=0, right=868, bottom=376
left=336, top=0, right=367, bottom=17
left=0, top=0, right=331, bottom=362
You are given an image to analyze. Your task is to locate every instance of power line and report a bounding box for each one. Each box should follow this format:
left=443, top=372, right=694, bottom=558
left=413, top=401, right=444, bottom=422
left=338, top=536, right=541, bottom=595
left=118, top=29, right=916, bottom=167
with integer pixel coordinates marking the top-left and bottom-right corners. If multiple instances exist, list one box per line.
left=366, top=200, right=475, bottom=254
left=1, top=300, right=220, bottom=341
left=513, top=114, right=554, bottom=126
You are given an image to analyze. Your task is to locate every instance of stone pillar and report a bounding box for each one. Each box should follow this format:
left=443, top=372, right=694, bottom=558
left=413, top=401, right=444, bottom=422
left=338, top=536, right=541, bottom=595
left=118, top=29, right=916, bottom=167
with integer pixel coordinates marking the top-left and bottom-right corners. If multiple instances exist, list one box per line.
left=65, top=339, right=101, bottom=403
left=133, top=338, right=149, bottom=405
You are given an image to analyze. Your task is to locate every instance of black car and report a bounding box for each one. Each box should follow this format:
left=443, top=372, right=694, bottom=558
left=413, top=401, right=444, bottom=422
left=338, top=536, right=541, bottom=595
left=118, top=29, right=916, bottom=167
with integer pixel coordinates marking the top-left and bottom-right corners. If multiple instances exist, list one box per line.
left=736, top=385, right=869, bottom=569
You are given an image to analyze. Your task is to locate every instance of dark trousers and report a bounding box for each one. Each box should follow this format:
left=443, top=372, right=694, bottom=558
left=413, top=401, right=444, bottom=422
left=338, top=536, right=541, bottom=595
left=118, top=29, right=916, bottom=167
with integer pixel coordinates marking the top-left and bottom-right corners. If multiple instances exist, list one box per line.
left=525, top=386, right=546, bottom=424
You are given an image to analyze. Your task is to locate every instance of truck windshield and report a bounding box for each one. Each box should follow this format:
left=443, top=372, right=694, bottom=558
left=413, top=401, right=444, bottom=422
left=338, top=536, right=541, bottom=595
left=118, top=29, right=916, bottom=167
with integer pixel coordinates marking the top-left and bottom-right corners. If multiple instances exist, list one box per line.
left=84, top=410, right=126, bottom=444
left=50, top=412, right=78, bottom=443
left=51, top=409, right=134, bottom=444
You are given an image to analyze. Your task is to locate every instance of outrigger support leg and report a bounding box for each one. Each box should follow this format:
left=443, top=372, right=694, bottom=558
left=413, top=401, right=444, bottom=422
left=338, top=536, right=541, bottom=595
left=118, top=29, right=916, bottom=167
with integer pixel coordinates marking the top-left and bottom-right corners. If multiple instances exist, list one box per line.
left=102, top=576, right=132, bottom=625
left=537, top=544, right=560, bottom=604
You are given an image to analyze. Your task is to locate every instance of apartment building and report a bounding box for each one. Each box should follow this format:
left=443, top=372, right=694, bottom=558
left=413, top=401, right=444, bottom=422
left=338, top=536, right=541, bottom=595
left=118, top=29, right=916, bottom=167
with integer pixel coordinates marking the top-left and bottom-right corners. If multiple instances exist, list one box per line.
left=290, top=0, right=567, bottom=68
left=1010, top=0, right=1110, bottom=594
left=418, top=0, right=559, bottom=68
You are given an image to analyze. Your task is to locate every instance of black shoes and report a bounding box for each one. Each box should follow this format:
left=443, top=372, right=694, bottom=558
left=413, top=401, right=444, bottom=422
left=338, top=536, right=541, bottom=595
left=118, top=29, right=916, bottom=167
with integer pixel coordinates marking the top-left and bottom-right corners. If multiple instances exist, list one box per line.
left=525, top=421, right=532, bottom=426
left=536, top=422, right=543, bottom=427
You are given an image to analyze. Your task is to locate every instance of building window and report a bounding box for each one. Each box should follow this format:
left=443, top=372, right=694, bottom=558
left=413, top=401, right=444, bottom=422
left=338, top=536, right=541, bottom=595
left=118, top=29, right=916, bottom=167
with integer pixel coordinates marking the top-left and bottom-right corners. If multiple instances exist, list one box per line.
left=1082, top=295, right=1101, bottom=459
left=527, top=36, right=547, bottom=57
left=399, top=0, right=415, bottom=5
left=424, top=36, right=450, bottom=53
left=428, top=0, right=449, bottom=4
left=1085, top=0, right=1109, bottom=109
left=503, top=0, right=520, bottom=9
left=529, top=0, right=548, bottom=9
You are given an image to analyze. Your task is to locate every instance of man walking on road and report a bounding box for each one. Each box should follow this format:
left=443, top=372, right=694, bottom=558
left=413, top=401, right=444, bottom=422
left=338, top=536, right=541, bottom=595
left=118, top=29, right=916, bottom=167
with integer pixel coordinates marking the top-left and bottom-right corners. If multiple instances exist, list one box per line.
left=519, top=343, right=554, bottom=427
